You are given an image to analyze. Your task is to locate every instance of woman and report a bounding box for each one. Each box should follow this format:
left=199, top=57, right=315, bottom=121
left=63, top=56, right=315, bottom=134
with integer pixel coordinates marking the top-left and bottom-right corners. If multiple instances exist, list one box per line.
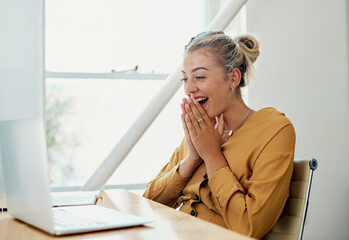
left=143, top=31, right=295, bottom=239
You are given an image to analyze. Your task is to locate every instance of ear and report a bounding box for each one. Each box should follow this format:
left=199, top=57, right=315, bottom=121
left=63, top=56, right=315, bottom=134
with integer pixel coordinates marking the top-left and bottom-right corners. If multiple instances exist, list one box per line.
left=228, top=68, right=242, bottom=89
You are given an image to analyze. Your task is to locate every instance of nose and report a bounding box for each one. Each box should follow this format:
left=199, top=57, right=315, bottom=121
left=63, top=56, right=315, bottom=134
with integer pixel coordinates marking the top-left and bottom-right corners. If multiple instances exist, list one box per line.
left=184, top=78, right=198, bottom=96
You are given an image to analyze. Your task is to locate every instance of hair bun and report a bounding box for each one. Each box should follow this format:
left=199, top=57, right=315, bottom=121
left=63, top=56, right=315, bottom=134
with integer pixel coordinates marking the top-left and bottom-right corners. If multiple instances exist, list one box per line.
left=234, top=34, right=260, bottom=64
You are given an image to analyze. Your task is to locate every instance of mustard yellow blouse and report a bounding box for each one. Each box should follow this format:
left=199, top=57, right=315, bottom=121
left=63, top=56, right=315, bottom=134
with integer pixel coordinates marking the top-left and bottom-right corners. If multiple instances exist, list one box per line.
left=143, top=108, right=295, bottom=239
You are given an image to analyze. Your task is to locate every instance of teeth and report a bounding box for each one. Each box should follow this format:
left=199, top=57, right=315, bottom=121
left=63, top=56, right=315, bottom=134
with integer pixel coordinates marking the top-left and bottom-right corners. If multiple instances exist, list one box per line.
left=197, top=97, right=208, bottom=102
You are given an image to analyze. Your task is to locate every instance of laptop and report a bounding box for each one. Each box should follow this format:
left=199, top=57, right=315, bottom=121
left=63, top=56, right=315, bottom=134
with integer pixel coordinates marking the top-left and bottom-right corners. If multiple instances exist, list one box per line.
left=0, top=117, right=153, bottom=235
left=50, top=190, right=101, bottom=207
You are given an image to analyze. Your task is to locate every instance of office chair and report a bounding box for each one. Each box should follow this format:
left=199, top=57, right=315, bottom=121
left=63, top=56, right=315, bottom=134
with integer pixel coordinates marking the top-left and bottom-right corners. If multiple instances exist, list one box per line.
left=263, top=158, right=318, bottom=240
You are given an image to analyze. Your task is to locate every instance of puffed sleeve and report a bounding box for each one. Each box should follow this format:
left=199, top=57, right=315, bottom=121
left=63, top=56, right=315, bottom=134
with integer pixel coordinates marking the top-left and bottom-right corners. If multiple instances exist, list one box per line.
left=208, top=124, right=295, bottom=239
left=143, top=139, right=190, bottom=208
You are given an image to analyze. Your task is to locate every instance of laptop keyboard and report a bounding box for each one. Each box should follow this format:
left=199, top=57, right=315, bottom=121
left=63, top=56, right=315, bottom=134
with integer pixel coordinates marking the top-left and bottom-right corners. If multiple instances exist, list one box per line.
left=52, top=207, right=107, bottom=228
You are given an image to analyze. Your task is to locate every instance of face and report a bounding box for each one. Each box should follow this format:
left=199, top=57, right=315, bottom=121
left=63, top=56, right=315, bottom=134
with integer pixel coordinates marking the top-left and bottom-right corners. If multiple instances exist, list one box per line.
left=181, top=49, right=233, bottom=118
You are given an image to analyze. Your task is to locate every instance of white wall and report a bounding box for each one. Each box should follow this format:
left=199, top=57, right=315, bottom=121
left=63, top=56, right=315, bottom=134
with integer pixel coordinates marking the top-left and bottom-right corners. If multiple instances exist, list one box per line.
left=246, top=0, right=349, bottom=239
left=0, top=0, right=44, bottom=195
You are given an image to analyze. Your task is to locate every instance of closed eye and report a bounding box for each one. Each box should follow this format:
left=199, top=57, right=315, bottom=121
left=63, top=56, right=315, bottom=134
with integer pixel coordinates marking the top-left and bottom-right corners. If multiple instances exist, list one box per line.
left=196, top=76, right=205, bottom=80
left=180, top=77, right=188, bottom=82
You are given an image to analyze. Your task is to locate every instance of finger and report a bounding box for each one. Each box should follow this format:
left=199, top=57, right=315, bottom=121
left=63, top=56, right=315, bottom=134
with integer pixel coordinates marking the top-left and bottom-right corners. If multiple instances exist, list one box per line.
left=214, top=117, right=218, bottom=128
left=181, top=98, right=190, bottom=114
left=181, top=113, right=188, bottom=134
left=185, top=113, right=197, bottom=136
left=181, top=113, right=192, bottom=141
left=187, top=98, right=206, bottom=125
left=182, top=114, right=196, bottom=151
left=182, top=98, right=187, bottom=107
left=185, top=103, right=202, bottom=130
left=217, top=113, right=224, bottom=135
left=181, top=103, right=186, bottom=115
left=192, top=98, right=212, bottom=126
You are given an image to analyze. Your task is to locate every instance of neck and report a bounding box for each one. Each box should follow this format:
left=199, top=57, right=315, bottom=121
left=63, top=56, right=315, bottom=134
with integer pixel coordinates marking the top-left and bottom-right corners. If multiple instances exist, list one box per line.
left=223, top=97, right=252, bottom=132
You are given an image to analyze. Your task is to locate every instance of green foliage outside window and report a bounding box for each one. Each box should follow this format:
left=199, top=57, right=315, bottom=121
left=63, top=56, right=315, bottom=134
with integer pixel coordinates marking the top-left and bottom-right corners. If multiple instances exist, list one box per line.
left=46, top=92, right=79, bottom=185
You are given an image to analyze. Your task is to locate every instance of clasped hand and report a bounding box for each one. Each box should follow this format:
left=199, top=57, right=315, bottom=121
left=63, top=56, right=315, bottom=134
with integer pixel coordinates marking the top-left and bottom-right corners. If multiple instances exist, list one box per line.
left=180, top=98, right=224, bottom=163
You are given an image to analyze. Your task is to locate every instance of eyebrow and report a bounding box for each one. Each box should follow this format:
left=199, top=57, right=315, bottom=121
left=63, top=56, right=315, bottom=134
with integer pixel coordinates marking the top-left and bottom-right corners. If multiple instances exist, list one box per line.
left=182, top=67, right=209, bottom=74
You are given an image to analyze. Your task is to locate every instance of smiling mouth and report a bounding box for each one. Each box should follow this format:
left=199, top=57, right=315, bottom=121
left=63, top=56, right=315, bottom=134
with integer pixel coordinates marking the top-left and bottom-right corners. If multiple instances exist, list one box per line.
left=197, top=97, right=209, bottom=106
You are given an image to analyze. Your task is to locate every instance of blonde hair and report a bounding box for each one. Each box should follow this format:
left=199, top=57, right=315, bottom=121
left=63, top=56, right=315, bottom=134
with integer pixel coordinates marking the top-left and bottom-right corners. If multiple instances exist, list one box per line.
left=184, top=31, right=260, bottom=87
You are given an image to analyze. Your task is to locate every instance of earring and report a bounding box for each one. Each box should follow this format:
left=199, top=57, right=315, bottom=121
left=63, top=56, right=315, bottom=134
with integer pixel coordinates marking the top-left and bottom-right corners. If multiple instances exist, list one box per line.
left=231, top=86, right=235, bottom=91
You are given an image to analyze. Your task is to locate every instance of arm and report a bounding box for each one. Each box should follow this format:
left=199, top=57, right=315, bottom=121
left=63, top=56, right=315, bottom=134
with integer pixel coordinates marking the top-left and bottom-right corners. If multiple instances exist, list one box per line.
left=143, top=140, right=190, bottom=208
left=144, top=98, right=204, bottom=207
left=208, top=124, right=295, bottom=238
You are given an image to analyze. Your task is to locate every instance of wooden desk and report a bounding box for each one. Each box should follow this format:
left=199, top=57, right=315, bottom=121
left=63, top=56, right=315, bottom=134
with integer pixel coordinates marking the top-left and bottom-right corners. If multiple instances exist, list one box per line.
left=0, top=189, right=254, bottom=240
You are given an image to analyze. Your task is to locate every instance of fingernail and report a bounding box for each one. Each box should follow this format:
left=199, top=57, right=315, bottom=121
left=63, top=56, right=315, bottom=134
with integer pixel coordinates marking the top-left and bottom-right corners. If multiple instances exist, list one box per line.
left=188, top=98, right=192, bottom=103
left=193, top=98, right=198, bottom=104
left=185, top=103, right=189, bottom=109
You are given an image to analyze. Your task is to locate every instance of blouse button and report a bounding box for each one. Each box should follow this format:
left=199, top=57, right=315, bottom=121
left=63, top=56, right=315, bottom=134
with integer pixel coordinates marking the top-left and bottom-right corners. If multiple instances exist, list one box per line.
left=190, top=210, right=196, bottom=216
left=203, top=173, right=208, bottom=179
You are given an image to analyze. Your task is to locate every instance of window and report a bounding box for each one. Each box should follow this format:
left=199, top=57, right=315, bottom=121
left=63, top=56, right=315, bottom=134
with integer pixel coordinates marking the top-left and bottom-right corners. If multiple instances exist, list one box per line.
left=45, top=0, right=245, bottom=189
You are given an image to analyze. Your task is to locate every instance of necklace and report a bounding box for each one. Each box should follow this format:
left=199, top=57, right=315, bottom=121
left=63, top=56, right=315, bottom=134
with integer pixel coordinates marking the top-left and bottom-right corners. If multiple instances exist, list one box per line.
left=222, top=108, right=252, bottom=143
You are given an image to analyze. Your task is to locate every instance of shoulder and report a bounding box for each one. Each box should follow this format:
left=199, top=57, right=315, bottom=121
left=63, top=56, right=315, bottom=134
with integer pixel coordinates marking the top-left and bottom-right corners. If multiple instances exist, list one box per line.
left=248, top=107, right=295, bottom=140
left=255, top=107, right=291, bottom=122
left=253, top=107, right=293, bottom=129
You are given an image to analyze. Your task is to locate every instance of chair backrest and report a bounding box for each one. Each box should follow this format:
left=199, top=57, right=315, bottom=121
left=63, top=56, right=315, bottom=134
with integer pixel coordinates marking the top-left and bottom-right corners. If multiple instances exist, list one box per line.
left=263, top=158, right=318, bottom=240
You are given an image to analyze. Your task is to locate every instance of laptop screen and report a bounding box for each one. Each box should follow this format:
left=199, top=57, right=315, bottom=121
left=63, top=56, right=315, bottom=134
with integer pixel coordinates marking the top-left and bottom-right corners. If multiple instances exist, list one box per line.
left=0, top=117, right=54, bottom=231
